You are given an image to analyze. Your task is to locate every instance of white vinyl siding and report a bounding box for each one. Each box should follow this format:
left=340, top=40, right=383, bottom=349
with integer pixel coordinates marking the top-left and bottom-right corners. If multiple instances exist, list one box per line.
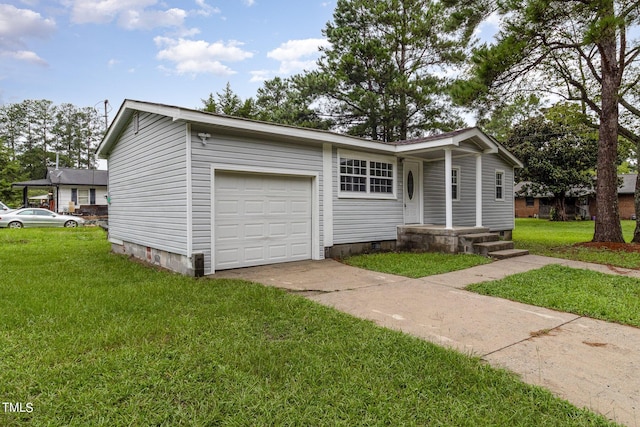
left=425, top=154, right=511, bottom=228
left=483, top=158, right=515, bottom=231
left=190, top=132, right=325, bottom=274
left=107, top=112, right=188, bottom=255
left=333, top=148, right=403, bottom=244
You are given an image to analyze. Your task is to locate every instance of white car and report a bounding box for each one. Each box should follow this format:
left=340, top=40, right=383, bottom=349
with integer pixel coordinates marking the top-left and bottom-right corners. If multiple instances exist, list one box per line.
left=0, top=208, right=85, bottom=228
left=0, top=201, right=13, bottom=213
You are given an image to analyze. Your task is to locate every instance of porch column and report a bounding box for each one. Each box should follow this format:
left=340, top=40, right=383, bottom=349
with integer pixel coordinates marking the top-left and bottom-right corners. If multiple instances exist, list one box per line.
left=476, top=154, right=483, bottom=227
left=445, top=148, right=453, bottom=229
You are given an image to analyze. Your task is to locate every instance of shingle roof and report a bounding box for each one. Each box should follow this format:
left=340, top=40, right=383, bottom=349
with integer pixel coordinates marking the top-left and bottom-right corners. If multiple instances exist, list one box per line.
left=46, top=168, right=108, bottom=186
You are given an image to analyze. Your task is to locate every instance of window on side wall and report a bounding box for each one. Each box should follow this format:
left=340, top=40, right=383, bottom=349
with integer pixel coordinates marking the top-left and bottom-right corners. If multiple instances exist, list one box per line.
left=338, top=150, right=396, bottom=199
left=495, top=170, right=505, bottom=201
left=451, top=167, right=461, bottom=201
left=77, top=189, right=89, bottom=205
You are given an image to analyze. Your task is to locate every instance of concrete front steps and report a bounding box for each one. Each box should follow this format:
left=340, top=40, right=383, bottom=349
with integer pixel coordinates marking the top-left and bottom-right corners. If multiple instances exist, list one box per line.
left=459, top=232, right=529, bottom=259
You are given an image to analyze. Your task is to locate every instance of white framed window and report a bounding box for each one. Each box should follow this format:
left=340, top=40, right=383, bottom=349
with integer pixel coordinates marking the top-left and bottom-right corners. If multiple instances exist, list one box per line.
left=495, top=170, right=505, bottom=201
left=451, top=167, right=461, bottom=201
left=338, top=150, right=396, bottom=199
left=77, top=189, right=89, bottom=205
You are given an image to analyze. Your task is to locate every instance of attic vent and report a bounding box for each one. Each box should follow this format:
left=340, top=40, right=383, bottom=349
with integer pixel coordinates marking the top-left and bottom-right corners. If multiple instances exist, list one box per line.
left=133, top=111, right=140, bottom=134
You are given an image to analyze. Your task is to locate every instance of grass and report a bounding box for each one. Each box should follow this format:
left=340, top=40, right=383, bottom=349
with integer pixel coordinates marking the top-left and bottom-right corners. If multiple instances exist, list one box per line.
left=343, top=252, right=491, bottom=278
left=0, top=228, right=616, bottom=426
left=468, top=264, right=640, bottom=328
left=514, top=218, right=640, bottom=268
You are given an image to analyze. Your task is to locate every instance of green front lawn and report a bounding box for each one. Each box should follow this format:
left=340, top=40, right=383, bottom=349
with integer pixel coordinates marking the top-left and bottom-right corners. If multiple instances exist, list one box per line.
left=468, top=264, right=640, bottom=328
left=0, top=228, right=615, bottom=426
left=514, top=218, right=640, bottom=268
left=343, top=252, right=491, bottom=278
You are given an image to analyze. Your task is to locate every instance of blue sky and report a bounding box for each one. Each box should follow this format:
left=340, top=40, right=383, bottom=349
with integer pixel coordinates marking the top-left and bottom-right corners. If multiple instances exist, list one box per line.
left=0, top=0, right=337, bottom=113
left=1, top=1, right=501, bottom=119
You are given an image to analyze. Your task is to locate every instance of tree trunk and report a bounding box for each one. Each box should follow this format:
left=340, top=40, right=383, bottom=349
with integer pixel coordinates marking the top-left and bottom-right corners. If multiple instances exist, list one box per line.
left=553, top=195, right=568, bottom=221
left=632, top=172, right=640, bottom=243
left=592, top=0, right=624, bottom=242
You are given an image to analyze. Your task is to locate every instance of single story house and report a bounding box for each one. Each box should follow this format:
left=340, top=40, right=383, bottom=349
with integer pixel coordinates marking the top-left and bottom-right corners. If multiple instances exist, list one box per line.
left=515, top=174, right=636, bottom=220
left=96, top=100, right=522, bottom=276
left=12, top=167, right=108, bottom=215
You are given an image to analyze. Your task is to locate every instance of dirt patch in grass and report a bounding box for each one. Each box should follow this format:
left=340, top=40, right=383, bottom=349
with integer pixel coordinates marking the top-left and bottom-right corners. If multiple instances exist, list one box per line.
left=574, top=241, right=640, bottom=252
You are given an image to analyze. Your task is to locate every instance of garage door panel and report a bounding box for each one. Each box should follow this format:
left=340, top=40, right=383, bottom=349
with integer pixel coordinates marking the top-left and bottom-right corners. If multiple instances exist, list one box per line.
left=240, top=223, right=262, bottom=239
left=244, top=246, right=266, bottom=262
left=216, top=224, right=240, bottom=240
left=244, top=200, right=265, bottom=215
left=217, top=200, right=239, bottom=215
left=214, top=172, right=313, bottom=270
left=268, top=200, right=287, bottom=214
left=269, top=222, right=287, bottom=237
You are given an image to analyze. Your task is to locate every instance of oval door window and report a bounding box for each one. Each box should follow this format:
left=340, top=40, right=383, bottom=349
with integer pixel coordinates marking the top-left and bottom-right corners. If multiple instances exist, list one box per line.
left=407, top=170, right=414, bottom=200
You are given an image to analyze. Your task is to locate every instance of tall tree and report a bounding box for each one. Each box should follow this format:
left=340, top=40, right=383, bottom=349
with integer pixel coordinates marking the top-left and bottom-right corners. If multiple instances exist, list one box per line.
left=505, top=103, right=598, bottom=221
left=313, top=0, right=467, bottom=142
left=445, top=0, right=640, bottom=243
left=201, top=83, right=256, bottom=119
left=478, top=94, right=542, bottom=142
left=0, top=102, right=26, bottom=161
left=254, top=76, right=333, bottom=129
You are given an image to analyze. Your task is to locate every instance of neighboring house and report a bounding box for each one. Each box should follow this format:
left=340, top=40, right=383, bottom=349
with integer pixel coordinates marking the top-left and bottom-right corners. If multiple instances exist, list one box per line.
left=96, top=100, right=522, bottom=276
left=515, top=174, right=637, bottom=220
left=12, top=167, right=108, bottom=215
left=589, top=174, right=636, bottom=220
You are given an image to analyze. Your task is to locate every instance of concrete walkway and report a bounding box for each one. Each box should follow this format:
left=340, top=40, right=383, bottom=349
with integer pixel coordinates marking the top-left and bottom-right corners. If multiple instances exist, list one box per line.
left=214, top=255, right=640, bottom=426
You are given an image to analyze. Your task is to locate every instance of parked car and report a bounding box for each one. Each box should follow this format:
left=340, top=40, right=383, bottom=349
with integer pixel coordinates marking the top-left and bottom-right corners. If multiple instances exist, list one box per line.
left=0, top=201, right=14, bottom=213
left=0, top=208, right=85, bottom=228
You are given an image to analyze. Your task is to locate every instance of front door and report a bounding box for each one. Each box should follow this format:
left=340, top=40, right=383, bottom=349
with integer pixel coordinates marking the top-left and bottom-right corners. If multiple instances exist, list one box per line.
left=403, top=160, right=422, bottom=224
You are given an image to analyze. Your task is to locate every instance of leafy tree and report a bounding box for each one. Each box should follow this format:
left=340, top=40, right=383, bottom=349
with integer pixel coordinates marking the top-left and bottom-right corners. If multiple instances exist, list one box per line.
left=0, top=99, right=104, bottom=191
left=505, top=103, right=598, bottom=221
left=478, top=94, right=542, bottom=142
left=0, top=104, right=25, bottom=161
left=0, top=139, right=25, bottom=204
left=445, top=0, right=640, bottom=242
left=312, top=0, right=467, bottom=142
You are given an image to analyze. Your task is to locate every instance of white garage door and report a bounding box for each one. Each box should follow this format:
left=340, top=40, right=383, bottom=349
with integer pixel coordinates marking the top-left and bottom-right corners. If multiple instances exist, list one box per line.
left=214, top=172, right=312, bottom=270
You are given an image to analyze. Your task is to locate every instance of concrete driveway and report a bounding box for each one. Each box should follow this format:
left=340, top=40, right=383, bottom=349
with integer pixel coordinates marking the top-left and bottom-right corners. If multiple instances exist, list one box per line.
left=214, top=255, right=640, bottom=426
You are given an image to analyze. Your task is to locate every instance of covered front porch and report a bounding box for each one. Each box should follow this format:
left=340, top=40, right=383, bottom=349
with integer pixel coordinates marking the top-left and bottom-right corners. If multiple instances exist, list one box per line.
left=396, top=225, right=528, bottom=259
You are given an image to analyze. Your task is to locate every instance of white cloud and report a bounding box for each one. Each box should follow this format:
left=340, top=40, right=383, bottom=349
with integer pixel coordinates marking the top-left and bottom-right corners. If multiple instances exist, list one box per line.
left=0, top=4, right=55, bottom=65
left=67, top=0, right=187, bottom=30
left=119, top=7, right=187, bottom=30
left=107, top=58, right=121, bottom=68
left=154, top=37, right=253, bottom=76
left=244, top=0, right=255, bottom=6
left=249, top=69, right=271, bottom=83
left=267, top=38, right=329, bottom=74
left=194, top=0, right=221, bottom=17
left=2, top=50, right=48, bottom=66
